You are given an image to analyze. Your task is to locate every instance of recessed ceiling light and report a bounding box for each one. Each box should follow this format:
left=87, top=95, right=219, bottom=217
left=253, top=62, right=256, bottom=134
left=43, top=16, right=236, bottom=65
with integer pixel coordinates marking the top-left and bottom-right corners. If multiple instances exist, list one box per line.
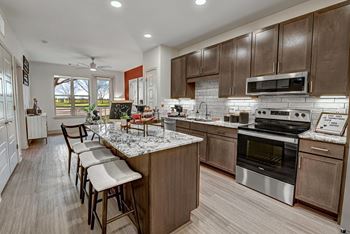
left=41, top=40, right=48, bottom=44
left=110, top=1, right=122, bottom=8
left=195, top=0, right=206, bottom=5
left=144, top=34, right=152, bottom=38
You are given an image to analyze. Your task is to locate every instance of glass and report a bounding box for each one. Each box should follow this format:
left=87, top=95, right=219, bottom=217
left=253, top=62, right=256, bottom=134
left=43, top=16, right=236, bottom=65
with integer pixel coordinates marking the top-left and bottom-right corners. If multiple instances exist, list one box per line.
left=97, top=79, right=110, bottom=107
left=73, top=79, right=89, bottom=96
left=74, top=96, right=90, bottom=115
left=55, top=95, right=71, bottom=116
left=246, top=140, right=283, bottom=166
left=54, top=78, right=71, bottom=95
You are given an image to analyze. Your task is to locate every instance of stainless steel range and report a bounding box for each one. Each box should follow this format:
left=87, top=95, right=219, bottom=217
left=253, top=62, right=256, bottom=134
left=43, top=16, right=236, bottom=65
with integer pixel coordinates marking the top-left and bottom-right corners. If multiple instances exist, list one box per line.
left=236, top=108, right=311, bottom=205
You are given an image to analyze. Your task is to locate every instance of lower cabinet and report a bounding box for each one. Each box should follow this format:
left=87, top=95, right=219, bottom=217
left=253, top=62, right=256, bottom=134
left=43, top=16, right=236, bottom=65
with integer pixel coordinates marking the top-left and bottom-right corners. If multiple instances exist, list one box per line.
left=206, top=134, right=237, bottom=174
left=296, top=152, right=343, bottom=214
left=190, top=130, right=207, bottom=163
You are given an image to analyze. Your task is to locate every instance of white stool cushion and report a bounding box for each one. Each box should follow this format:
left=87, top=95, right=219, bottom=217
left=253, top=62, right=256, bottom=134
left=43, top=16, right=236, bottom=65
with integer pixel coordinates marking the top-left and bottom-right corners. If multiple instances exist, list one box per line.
left=88, top=161, right=142, bottom=192
left=72, top=141, right=104, bottom=154
left=80, top=148, right=119, bottom=169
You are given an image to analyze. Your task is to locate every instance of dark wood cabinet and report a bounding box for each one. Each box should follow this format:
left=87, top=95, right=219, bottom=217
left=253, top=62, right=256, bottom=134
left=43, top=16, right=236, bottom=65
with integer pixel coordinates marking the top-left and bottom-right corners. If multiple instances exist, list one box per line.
left=186, top=50, right=202, bottom=78
left=202, top=45, right=220, bottom=76
left=207, top=134, right=237, bottom=174
left=190, top=130, right=207, bottom=163
left=233, top=33, right=252, bottom=96
left=310, top=2, right=350, bottom=96
left=186, top=45, right=220, bottom=78
left=218, top=40, right=234, bottom=97
left=219, top=34, right=252, bottom=98
left=278, top=14, right=313, bottom=74
left=251, top=25, right=279, bottom=76
left=171, top=56, right=195, bottom=99
left=296, top=152, right=343, bottom=214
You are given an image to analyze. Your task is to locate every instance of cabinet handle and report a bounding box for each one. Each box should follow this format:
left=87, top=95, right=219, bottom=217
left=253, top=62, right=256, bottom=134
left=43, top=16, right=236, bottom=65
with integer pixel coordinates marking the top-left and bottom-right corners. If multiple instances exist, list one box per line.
left=310, top=81, right=313, bottom=93
left=277, top=62, right=280, bottom=73
left=298, top=156, right=302, bottom=169
left=272, top=62, right=275, bottom=72
left=311, top=146, right=329, bottom=152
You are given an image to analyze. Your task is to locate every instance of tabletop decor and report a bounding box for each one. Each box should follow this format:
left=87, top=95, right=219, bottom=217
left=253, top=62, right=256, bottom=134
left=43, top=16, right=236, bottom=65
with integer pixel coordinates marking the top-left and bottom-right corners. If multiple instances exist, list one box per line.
left=315, top=112, right=348, bottom=136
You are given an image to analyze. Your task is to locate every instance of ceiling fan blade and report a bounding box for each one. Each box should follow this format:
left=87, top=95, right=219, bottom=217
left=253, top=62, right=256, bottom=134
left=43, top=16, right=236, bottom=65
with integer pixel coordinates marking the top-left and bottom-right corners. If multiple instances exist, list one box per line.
left=97, top=65, right=112, bottom=69
left=77, top=63, right=89, bottom=67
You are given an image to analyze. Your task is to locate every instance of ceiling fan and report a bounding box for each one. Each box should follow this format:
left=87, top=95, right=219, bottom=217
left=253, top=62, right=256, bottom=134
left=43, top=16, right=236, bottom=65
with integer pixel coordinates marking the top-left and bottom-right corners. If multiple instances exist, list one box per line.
left=71, top=57, right=112, bottom=71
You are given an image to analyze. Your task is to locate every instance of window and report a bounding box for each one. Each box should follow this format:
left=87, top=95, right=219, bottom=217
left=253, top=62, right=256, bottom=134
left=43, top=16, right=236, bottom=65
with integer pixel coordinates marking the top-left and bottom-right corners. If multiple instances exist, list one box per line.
left=96, top=78, right=112, bottom=116
left=54, top=76, right=90, bottom=116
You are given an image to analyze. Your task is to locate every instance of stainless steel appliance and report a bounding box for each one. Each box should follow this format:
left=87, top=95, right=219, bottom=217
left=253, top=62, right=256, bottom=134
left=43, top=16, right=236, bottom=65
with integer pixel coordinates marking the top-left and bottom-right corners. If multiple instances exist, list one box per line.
left=164, top=118, right=176, bottom=131
left=246, top=71, right=308, bottom=96
left=236, top=108, right=311, bottom=205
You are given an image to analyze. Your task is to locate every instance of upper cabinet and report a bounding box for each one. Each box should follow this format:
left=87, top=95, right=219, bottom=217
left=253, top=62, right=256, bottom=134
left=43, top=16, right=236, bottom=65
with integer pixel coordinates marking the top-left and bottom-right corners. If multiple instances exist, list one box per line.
left=278, top=14, right=313, bottom=74
left=251, top=25, right=279, bottom=76
left=310, top=3, right=350, bottom=96
left=186, top=44, right=220, bottom=78
left=219, top=33, right=252, bottom=98
left=171, top=56, right=195, bottom=99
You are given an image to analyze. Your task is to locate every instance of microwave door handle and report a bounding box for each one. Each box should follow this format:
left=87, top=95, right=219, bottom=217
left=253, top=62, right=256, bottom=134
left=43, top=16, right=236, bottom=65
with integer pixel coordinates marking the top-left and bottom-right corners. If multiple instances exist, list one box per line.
left=238, top=130, right=298, bottom=144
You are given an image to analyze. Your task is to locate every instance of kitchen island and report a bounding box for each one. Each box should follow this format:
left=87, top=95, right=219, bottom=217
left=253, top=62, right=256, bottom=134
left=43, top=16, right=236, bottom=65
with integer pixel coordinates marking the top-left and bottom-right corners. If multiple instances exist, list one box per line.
left=88, top=124, right=203, bottom=234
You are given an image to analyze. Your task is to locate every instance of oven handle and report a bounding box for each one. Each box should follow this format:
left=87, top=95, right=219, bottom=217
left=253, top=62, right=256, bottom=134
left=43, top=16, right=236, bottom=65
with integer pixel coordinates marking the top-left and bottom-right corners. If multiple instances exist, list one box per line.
left=238, top=130, right=298, bottom=144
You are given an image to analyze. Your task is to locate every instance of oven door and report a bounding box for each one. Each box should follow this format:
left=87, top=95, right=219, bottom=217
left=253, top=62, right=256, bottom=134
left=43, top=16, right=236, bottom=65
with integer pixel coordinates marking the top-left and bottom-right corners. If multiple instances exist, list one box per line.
left=237, top=130, right=298, bottom=185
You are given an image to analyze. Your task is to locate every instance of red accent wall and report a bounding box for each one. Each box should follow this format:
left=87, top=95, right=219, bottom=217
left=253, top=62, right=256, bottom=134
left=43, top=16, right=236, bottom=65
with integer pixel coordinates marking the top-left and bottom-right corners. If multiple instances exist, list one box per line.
left=124, top=65, right=143, bottom=100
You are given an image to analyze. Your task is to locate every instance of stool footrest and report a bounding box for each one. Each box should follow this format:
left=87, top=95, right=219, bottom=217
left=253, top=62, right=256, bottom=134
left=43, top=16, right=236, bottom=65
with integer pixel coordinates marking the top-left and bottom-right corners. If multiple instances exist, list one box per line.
left=107, top=209, right=135, bottom=224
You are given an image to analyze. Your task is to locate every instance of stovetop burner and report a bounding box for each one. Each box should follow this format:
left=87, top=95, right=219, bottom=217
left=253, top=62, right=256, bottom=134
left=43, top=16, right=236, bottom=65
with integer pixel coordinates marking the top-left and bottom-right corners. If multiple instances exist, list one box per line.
left=238, top=108, right=311, bottom=137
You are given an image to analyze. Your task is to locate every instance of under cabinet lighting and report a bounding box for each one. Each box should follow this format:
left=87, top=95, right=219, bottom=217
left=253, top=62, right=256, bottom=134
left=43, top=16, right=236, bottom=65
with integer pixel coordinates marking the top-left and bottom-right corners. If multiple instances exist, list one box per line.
left=320, top=96, right=347, bottom=99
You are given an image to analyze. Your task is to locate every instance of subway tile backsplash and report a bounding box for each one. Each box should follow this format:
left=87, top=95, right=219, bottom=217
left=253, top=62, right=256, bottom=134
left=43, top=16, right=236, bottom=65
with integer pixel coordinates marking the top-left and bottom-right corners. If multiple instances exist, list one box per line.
left=163, top=80, right=349, bottom=129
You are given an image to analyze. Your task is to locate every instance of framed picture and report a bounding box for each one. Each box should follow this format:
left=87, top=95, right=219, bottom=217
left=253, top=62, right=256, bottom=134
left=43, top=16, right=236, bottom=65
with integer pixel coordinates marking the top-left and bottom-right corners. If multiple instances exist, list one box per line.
left=315, top=112, right=348, bottom=136
left=23, top=55, right=29, bottom=86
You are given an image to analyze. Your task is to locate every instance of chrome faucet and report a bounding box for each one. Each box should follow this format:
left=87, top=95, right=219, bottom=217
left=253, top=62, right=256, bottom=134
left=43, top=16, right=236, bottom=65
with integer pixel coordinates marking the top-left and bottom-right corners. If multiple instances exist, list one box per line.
left=198, top=101, right=210, bottom=119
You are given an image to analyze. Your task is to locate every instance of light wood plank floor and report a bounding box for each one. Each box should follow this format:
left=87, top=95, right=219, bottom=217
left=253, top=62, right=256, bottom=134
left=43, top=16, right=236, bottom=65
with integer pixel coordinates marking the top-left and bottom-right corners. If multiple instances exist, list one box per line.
left=0, top=135, right=341, bottom=234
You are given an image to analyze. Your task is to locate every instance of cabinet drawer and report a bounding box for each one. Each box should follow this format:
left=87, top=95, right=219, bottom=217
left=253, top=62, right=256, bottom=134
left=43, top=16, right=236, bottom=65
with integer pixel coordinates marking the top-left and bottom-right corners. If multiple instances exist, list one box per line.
left=299, top=139, right=344, bottom=160
left=176, top=127, right=192, bottom=135
left=176, top=120, right=190, bottom=129
left=206, top=125, right=237, bottom=138
left=190, top=122, right=208, bottom=132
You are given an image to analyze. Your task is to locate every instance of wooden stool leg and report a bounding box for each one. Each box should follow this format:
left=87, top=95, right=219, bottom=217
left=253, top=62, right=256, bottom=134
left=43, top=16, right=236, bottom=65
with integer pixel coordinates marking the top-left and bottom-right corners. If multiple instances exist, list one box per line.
left=102, top=190, right=108, bottom=234
left=88, top=182, right=93, bottom=225
left=131, top=183, right=141, bottom=234
left=80, top=167, right=85, bottom=203
left=75, top=157, right=80, bottom=186
left=91, top=190, right=98, bottom=230
left=82, top=167, right=88, bottom=203
left=68, top=151, right=72, bottom=174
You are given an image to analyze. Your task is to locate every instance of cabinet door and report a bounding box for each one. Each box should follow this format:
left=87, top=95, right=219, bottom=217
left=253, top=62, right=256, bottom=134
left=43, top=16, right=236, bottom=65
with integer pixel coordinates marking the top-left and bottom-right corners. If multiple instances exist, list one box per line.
left=171, top=56, right=191, bottom=98
left=202, top=44, right=220, bottom=76
left=186, top=50, right=202, bottom=78
left=311, top=3, right=350, bottom=96
left=278, top=14, right=313, bottom=74
left=296, top=152, right=343, bottom=214
left=251, top=25, right=279, bottom=76
left=207, top=134, right=237, bottom=174
left=218, top=40, right=234, bottom=97
left=233, top=33, right=252, bottom=97
left=190, top=130, right=207, bottom=163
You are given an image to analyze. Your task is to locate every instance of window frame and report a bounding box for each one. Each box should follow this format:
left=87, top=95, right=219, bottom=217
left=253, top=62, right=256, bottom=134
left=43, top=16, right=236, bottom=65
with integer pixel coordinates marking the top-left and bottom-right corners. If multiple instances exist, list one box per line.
left=54, top=76, right=91, bottom=117
left=96, top=77, right=113, bottom=117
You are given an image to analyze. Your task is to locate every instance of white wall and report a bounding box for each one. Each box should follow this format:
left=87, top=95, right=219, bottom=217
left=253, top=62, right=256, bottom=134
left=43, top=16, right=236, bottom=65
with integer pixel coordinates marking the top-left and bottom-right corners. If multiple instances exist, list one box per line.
left=0, top=9, right=30, bottom=150
left=30, top=61, right=123, bottom=132
left=143, top=45, right=177, bottom=107
left=178, top=0, right=346, bottom=55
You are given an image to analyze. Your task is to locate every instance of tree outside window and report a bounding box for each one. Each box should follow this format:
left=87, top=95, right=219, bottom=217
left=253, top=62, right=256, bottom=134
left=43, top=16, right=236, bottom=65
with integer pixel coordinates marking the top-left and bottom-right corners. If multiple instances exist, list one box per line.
left=54, top=76, right=90, bottom=116
left=97, top=79, right=111, bottom=116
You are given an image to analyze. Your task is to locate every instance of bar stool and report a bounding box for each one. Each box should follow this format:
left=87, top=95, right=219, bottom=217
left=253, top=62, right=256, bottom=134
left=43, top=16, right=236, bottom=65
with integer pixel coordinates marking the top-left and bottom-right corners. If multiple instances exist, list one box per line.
left=78, top=148, right=120, bottom=204
left=61, top=123, right=105, bottom=176
left=88, top=161, right=142, bottom=234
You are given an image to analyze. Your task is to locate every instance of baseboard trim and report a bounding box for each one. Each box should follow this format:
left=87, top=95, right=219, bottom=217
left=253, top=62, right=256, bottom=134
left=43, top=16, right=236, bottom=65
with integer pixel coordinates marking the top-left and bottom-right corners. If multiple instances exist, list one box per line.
left=48, top=130, right=62, bottom=135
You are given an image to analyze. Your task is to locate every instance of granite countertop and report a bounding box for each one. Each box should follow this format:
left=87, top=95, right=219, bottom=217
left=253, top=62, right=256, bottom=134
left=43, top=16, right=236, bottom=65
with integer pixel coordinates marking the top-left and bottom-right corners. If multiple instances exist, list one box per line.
left=167, top=117, right=248, bottom=129
left=298, top=130, right=347, bottom=145
left=88, top=124, right=203, bottom=158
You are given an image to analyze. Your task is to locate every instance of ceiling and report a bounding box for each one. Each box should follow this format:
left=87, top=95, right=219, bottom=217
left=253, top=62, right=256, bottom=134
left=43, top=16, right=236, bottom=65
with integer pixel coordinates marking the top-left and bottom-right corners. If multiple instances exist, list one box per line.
left=0, top=0, right=308, bottom=71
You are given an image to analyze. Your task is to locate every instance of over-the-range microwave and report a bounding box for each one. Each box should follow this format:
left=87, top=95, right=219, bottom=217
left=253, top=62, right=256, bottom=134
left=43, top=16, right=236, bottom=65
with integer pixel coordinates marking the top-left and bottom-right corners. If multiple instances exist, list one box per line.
left=246, top=71, right=308, bottom=96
